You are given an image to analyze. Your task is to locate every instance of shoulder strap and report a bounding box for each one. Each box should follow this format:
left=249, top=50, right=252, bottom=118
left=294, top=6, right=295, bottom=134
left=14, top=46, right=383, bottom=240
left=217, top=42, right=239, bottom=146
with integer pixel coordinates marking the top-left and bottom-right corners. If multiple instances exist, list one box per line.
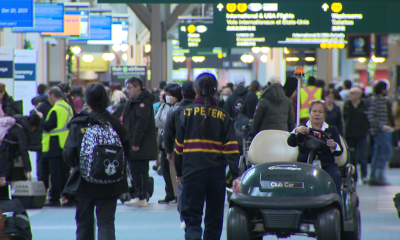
left=238, top=92, right=250, bottom=115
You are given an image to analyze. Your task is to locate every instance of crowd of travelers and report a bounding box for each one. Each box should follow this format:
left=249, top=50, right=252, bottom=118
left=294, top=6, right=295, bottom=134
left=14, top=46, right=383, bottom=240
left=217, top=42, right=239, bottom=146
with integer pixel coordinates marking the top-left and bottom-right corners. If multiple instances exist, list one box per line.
left=0, top=73, right=397, bottom=240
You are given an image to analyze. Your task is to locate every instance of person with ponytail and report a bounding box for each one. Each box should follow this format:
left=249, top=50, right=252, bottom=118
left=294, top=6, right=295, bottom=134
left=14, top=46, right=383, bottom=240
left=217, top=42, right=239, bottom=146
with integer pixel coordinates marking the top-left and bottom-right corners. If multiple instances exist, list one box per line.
left=174, top=73, right=240, bottom=240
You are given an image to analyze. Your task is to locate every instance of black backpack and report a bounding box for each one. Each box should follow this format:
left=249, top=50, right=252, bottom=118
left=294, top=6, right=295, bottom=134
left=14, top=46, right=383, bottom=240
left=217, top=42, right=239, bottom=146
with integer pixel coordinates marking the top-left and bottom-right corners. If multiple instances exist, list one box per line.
left=0, top=199, right=32, bottom=240
left=233, top=93, right=250, bottom=140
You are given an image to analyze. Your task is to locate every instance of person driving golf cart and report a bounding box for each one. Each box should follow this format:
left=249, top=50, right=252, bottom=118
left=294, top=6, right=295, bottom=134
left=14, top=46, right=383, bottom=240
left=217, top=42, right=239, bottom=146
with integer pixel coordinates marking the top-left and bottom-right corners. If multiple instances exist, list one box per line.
left=287, top=100, right=343, bottom=195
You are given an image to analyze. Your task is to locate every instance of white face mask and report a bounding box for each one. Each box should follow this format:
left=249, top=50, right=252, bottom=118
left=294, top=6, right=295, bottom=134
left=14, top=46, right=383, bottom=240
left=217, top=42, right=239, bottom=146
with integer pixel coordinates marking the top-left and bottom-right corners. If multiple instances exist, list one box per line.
left=222, top=96, right=228, bottom=101
left=166, top=95, right=172, bottom=104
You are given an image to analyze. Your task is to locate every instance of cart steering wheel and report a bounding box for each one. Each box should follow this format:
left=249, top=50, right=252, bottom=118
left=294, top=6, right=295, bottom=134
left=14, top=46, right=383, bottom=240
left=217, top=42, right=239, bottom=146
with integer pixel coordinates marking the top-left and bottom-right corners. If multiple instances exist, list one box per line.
left=297, top=128, right=332, bottom=149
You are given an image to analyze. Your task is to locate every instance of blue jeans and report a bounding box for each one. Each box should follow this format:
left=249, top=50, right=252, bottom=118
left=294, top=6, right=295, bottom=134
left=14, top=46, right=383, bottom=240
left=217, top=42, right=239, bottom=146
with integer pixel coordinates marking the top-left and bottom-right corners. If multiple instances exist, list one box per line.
left=322, top=163, right=342, bottom=195
left=346, top=136, right=368, bottom=179
left=177, top=178, right=184, bottom=222
left=370, top=132, right=393, bottom=179
left=181, top=166, right=226, bottom=240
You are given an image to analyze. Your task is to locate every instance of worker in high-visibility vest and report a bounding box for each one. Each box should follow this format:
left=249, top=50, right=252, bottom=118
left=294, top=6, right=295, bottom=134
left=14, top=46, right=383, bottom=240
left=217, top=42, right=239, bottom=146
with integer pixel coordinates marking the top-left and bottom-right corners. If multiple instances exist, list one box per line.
left=300, top=77, right=323, bottom=123
left=38, top=87, right=74, bottom=207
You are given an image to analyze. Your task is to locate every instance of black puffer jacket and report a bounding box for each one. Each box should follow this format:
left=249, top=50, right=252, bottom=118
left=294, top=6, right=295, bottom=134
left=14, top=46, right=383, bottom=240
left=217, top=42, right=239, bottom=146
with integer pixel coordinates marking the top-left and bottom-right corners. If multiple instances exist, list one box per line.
left=123, top=90, right=158, bottom=161
left=223, top=86, right=258, bottom=120
left=0, top=115, right=33, bottom=177
left=1, top=93, right=19, bottom=116
left=63, top=111, right=130, bottom=198
left=164, top=99, right=193, bottom=154
left=37, top=96, right=52, bottom=118
left=252, top=84, right=295, bottom=135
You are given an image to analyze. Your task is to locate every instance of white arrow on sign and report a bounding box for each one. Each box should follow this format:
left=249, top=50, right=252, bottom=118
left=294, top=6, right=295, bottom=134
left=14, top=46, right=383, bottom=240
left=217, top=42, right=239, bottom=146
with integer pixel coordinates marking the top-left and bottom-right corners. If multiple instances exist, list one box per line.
left=217, top=3, right=224, bottom=11
left=322, top=3, right=329, bottom=12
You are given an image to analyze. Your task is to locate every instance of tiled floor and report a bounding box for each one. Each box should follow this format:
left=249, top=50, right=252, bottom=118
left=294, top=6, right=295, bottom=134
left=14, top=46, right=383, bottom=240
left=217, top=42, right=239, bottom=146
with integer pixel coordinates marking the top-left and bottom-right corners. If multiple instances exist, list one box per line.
left=28, top=167, right=400, bottom=240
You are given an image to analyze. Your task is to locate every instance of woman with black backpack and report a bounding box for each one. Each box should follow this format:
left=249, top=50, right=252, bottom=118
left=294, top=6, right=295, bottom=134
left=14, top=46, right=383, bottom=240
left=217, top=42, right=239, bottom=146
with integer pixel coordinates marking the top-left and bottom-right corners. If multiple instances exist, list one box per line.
left=63, top=84, right=131, bottom=240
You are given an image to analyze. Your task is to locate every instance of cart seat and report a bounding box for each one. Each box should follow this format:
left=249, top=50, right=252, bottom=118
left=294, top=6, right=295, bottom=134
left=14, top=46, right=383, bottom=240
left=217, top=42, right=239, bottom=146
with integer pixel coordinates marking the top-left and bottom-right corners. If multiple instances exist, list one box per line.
left=248, top=130, right=298, bottom=165
left=247, top=130, right=349, bottom=167
left=335, top=135, right=348, bottom=168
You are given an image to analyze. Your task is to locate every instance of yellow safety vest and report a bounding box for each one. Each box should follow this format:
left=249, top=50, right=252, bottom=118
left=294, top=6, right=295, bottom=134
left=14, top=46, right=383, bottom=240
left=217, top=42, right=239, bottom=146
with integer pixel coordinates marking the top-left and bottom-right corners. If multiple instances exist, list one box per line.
left=300, top=86, right=323, bottom=119
left=42, top=100, right=73, bottom=152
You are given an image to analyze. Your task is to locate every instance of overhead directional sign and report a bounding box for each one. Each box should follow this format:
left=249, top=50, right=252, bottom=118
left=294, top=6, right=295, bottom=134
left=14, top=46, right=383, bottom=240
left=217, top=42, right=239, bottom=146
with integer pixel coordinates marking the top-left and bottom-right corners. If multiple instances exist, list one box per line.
left=213, top=2, right=400, bottom=36
left=173, top=47, right=229, bottom=58
left=179, top=1, right=400, bottom=48
left=179, top=23, right=343, bottom=49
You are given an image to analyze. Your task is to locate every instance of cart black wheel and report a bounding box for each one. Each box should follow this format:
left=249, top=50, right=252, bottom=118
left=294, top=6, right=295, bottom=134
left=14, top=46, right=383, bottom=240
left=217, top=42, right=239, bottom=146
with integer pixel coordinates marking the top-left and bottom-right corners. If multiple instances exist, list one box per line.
left=239, top=156, right=246, bottom=175
left=341, top=208, right=361, bottom=240
left=316, top=207, right=341, bottom=240
left=227, top=207, right=250, bottom=240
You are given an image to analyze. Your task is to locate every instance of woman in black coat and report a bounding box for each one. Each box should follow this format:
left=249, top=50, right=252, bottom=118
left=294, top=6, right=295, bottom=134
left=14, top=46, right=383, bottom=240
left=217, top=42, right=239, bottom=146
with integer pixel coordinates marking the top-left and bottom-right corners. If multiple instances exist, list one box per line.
left=324, top=89, right=343, bottom=135
left=287, top=101, right=343, bottom=195
left=63, top=84, right=131, bottom=240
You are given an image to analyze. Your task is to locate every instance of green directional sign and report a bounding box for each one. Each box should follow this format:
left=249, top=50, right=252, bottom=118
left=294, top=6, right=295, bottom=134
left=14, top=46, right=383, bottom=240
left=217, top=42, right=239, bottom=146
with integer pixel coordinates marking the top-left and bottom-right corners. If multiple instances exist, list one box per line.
left=172, top=46, right=229, bottom=58
left=214, top=2, right=400, bottom=34
left=179, top=1, right=400, bottom=49
left=179, top=23, right=335, bottom=49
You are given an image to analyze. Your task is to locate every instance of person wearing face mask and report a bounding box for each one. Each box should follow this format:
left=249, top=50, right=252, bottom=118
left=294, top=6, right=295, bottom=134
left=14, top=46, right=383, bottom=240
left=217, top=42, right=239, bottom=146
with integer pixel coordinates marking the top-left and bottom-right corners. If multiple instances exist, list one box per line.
left=218, top=88, right=231, bottom=108
left=155, top=83, right=182, bottom=204
left=287, top=101, right=343, bottom=195
left=367, top=81, right=395, bottom=185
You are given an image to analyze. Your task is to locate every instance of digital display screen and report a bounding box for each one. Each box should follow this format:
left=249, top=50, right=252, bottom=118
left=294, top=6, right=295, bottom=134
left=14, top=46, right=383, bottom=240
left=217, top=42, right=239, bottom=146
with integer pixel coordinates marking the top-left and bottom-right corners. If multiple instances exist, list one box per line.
left=88, top=21, right=128, bottom=45
left=42, top=10, right=89, bottom=38
left=70, top=15, right=112, bottom=41
left=13, top=3, right=64, bottom=33
left=0, top=0, right=34, bottom=27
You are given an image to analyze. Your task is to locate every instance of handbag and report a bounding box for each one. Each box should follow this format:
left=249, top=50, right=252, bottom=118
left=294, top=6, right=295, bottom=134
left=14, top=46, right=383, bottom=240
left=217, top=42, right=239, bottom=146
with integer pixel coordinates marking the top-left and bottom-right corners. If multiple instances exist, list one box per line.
left=157, top=130, right=165, bottom=151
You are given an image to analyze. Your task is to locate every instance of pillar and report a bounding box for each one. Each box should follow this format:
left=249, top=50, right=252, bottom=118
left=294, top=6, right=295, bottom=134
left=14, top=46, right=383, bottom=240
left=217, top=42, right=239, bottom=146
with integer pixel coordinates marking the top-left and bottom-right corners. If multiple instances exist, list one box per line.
left=265, top=48, right=286, bottom=85
left=150, top=4, right=162, bottom=89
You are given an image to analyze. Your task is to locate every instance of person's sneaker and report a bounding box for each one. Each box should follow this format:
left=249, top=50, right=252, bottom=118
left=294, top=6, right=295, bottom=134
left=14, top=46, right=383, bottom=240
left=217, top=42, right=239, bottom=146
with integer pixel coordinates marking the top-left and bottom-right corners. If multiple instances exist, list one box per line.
left=180, top=221, right=186, bottom=229
left=44, top=201, right=61, bottom=207
left=125, top=198, right=148, bottom=207
left=158, top=197, right=175, bottom=204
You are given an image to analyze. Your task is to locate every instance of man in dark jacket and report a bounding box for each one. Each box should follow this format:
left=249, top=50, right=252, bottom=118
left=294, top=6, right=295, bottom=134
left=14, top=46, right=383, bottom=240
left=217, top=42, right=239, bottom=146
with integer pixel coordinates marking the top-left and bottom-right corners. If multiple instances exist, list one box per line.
left=223, top=75, right=258, bottom=121
left=163, top=81, right=195, bottom=207
left=252, top=81, right=295, bottom=135
left=123, top=77, right=158, bottom=207
left=0, top=113, right=41, bottom=187
left=223, top=75, right=258, bottom=151
left=37, top=95, right=52, bottom=119
left=344, top=87, right=370, bottom=184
